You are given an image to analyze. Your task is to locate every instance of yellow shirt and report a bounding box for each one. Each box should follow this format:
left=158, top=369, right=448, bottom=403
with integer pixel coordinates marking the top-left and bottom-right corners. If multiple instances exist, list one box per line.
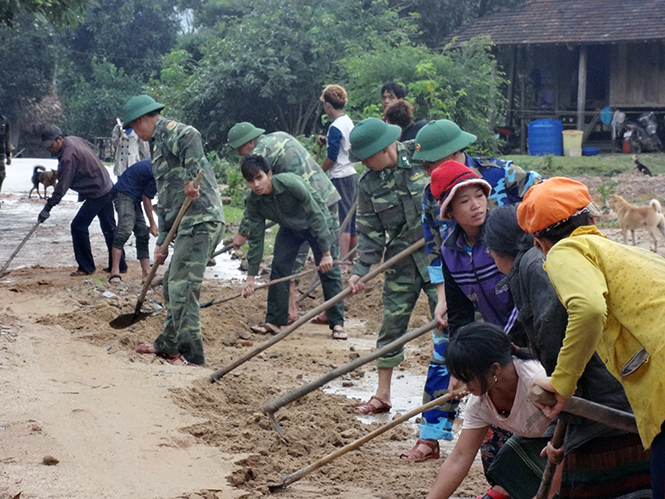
left=544, top=226, right=665, bottom=448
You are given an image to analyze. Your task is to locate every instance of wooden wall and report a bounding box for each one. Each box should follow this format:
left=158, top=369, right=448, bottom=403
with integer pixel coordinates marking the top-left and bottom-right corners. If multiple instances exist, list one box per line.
left=610, top=42, right=665, bottom=107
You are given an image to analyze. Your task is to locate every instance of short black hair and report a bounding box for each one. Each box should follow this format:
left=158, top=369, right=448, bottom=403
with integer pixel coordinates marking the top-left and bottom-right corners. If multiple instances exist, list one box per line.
left=445, top=322, right=534, bottom=393
left=536, top=212, right=594, bottom=245
left=241, top=154, right=271, bottom=181
left=484, top=204, right=534, bottom=258
left=381, top=82, right=407, bottom=99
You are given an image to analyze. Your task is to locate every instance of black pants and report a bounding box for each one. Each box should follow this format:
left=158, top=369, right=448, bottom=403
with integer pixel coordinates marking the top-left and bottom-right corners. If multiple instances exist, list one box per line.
left=71, top=191, right=126, bottom=274
left=266, top=226, right=344, bottom=329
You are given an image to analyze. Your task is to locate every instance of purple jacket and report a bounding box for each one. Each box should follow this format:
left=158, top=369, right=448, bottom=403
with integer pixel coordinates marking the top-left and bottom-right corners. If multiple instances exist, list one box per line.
left=441, top=223, right=518, bottom=335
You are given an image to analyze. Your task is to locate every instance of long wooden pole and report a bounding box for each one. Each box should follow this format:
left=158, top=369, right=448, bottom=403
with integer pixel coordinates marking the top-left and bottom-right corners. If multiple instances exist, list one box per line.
left=535, top=419, right=567, bottom=499
left=0, top=221, right=41, bottom=276
left=264, top=319, right=439, bottom=436
left=209, top=238, right=425, bottom=383
left=269, top=388, right=463, bottom=490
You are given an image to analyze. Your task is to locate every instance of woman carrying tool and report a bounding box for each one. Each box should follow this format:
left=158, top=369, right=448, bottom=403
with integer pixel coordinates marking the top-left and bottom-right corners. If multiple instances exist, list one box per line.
left=239, top=154, right=346, bottom=340
left=484, top=204, right=652, bottom=498
left=515, top=177, right=665, bottom=497
left=426, top=322, right=555, bottom=499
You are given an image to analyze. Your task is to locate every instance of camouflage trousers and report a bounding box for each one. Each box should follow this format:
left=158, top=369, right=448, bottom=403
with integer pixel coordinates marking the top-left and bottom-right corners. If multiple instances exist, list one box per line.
left=376, top=266, right=437, bottom=368
left=419, top=331, right=460, bottom=441
left=0, top=157, right=5, bottom=193
left=153, top=221, right=224, bottom=365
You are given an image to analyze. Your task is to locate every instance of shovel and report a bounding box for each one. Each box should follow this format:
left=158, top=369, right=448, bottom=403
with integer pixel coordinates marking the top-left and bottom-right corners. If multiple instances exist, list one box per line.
left=210, top=221, right=277, bottom=260
left=109, top=170, right=205, bottom=329
left=0, top=221, right=41, bottom=278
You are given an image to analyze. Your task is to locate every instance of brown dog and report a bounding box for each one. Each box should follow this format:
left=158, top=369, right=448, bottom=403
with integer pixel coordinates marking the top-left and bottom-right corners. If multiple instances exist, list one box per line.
left=608, top=194, right=665, bottom=252
left=28, top=165, right=58, bottom=199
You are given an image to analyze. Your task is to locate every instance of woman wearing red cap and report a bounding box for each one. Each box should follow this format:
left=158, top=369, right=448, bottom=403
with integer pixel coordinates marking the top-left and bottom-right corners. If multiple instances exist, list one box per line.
left=517, top=177, right=665, bottom=498
left=428, top=160, right=525, bottom=499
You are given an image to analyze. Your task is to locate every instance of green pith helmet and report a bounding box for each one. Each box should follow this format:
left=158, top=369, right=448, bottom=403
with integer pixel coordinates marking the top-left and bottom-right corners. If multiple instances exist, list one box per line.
left=349, top=118, right=401, bottom=161
left=228, top=122, right=265, bottom=149
left=412, top=119, right=477, bottom=162
left=123, top=95, right=165, bottom=126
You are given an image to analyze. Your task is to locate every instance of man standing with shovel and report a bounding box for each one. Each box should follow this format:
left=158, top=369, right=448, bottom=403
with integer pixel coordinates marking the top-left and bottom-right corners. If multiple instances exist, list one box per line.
left=126, top=95, right=225, bottom=366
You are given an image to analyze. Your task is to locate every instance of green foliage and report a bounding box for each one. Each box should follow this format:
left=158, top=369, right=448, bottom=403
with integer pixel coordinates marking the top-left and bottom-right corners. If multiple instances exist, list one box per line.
left=0, top=0, right=89, bottom=27
left=58, top=57, right=142, bottom=137
left=160, top=0, right=418, bottom=148
left=341, top=36, right=505, bottom=153
left=597, top=180, right=619, bottom=206
left=0, top=16, right=58, bottom=121
left=222, top=170, right=247, bottom=207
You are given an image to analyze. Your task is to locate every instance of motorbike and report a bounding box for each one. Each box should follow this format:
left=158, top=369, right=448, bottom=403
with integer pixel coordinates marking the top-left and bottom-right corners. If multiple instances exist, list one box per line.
left=623, top=112, right=664, bottom=153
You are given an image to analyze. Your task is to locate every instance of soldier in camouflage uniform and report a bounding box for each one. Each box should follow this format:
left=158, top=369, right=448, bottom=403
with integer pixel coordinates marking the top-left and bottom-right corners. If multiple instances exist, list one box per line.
left=125, top=95, right=225, bottom=366
left=0, top=101, right=12, bottom=194
left=228, top=122, right=340, bottom=322
left=346, top=118, right=437, bottom=417
left=398, top=119, right=541, bottom=461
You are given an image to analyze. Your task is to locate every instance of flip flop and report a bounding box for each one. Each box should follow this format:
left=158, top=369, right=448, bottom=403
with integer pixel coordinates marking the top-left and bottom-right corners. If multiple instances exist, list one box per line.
left=135, top=343, right=156, bottom=354
left=331, top=328, right=348, bottom=340
left=288, top=315, right=300, bottom=325
left=250, top=322, right=280, bottom=335
left=108, top=274, right=122, bottom=284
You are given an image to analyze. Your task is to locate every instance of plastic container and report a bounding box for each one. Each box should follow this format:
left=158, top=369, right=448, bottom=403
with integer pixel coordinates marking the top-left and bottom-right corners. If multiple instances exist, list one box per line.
left=562, top=130, right=584, bottom=157
left=582, top=146, right=600, bottom=156
left=622, top=140, right=631, bottom=154
left=528, top=119, right=563, bottom=156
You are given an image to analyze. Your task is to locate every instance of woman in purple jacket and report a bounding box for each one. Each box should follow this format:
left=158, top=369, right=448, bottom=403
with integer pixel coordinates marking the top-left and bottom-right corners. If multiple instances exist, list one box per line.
left=429, top=160, right=521, bottom=499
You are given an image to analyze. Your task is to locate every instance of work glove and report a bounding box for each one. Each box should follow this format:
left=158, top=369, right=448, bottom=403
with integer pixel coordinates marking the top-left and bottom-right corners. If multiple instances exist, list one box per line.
left=38, top=207, right=51, bottom=223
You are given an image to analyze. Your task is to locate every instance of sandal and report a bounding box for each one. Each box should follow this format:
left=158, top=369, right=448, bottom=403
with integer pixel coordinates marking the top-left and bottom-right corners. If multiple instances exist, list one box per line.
left=108, top=274, right=122, bottom=284
left=288, top=315, right=300, bottom=325
left=354, top=395, right=391, bottom=415
left=400, top=439, right=440, bottom=462
left=135, top=343, right=156, bottom=355
left=71, top=269, right=93, bottom=276
left=475, top=488, right=509, bottom=499
left=331, top=328, right=348, bottom=340
left=167, top=354, right=199, bottom=367
left=310, top=313, right=328, bottom=325
left=250, top=322, right=281, bottom=335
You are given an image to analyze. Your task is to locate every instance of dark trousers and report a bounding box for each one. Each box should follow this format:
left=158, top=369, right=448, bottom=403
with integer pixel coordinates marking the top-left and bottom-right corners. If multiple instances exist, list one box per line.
left=71, top=191, right=126, bottom=274
left=266, top=226, right=344, bottom=329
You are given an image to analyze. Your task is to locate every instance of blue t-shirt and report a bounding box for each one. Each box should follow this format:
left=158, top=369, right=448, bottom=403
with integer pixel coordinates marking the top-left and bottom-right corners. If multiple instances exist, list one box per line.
left=111, top=158, right=156, bottom=203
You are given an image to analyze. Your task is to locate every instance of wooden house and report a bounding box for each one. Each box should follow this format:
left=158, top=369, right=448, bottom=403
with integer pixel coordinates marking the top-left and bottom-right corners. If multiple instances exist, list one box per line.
left=451, top=0, right=665, bottom=150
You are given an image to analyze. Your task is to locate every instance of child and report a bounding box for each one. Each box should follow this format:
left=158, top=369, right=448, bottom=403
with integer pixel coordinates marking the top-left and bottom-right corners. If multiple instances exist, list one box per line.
left=516, top=177, right=665, bottom=497
left=239, top=154, right=346, bottom=339
left=109, top=158, right=158, bottom=283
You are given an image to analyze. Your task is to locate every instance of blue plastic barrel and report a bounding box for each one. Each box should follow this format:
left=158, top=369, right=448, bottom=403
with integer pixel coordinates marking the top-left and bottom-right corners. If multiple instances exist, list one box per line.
left=528, top=119, right=563, bottom=156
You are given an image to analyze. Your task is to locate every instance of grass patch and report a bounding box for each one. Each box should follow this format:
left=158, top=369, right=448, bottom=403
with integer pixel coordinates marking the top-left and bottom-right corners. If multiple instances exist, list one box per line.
left=502, top=153, right=665, bottom=178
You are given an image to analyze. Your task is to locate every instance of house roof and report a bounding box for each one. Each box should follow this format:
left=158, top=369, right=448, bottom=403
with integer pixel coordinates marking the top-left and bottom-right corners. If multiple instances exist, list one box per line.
left=450, top=0, right=665, bottom=46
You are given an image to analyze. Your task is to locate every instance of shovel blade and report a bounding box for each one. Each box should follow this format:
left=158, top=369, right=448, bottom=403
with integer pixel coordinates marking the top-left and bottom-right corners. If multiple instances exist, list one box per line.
left=109, top=311, right=151, bottom=329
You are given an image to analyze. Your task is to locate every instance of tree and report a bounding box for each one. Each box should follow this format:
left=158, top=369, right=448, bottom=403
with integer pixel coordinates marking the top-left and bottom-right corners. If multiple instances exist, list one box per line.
left=341, top=37, right=506, bottom=153
left=158, top=0, right=417, bottom=148
left=0, top=0, right=89, bottom=27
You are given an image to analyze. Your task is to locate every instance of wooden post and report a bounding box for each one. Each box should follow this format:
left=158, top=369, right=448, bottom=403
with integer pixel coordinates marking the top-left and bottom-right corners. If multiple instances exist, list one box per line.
left=577, top=45, right=588, bottom=131
left=520, top=47, right=527, bottom=154
left=506, top=47, right=517, bottom=129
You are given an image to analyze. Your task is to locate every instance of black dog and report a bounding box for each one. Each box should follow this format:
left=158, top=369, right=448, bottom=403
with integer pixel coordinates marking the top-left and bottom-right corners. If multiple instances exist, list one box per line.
left=28, top=165, right=58, bottom=199
left=632, top=154, right=653, bottom=176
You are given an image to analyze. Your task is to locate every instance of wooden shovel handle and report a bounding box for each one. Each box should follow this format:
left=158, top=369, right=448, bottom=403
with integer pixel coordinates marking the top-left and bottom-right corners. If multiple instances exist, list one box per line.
left=136, top=170, right=206, bottom=304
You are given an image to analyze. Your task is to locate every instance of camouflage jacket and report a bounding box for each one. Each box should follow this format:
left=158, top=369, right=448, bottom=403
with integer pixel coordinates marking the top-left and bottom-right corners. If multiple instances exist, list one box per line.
left=150, top=116, right=225, bottom=245
left=352, top=142, right=429, bottom=283
left=238, top=132, right=340, bottom=236
left=421, top=154, right=541, bottom=284
left=244, top=173, right=334, bottom=276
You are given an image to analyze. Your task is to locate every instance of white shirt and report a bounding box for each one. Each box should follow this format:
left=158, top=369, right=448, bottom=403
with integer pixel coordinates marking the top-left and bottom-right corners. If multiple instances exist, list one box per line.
left=462, top=358, right=551, bottom=438
left=326, top=114, right=356, bottom=179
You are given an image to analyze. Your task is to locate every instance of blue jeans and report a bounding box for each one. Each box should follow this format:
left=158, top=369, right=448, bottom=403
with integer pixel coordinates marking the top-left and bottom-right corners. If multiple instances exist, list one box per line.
left=71, top=191, right=126, bottom=274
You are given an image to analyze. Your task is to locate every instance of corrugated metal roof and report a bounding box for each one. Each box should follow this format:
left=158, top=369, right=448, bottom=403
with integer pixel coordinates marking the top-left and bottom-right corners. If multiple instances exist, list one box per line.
left=450, top=0, right=665, bottom=46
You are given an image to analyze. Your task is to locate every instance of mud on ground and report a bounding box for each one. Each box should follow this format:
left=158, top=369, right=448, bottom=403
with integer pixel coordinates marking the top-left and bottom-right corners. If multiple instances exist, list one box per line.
left=1, top=172, right=664, bottom=499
